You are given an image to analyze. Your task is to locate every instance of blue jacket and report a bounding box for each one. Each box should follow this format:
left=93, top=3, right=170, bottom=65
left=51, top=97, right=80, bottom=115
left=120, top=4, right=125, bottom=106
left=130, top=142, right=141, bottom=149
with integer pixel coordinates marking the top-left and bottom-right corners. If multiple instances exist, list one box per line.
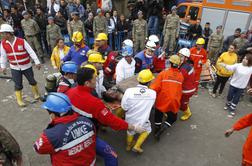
left=135, top=51, right=153, bottom=73
left=63, top=45, right=90, bottom=66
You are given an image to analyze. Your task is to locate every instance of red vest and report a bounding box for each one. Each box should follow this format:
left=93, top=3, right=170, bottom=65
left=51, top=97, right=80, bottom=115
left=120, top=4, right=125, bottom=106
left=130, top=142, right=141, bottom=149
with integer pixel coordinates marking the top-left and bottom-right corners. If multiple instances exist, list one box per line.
left=2, top=38, right=30, bottom=66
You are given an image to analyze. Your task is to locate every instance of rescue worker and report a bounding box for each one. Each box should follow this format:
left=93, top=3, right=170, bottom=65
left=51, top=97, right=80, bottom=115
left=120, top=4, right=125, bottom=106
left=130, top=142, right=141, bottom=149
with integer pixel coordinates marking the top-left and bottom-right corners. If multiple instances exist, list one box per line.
left=86, top=52, right=107, bottom=98
left=207, top=25, right=224, bottom=64
left=57, top=61, right=78, bottom=93
left=63, top=31, right=90, bottom=66
left=34, top=93, right=96, bottom=166
left=122, top=39, right=134, bottom=48
left=0, top=125, right=23, bottom=166
left=162, top=6, right=180, bottom=54
left=178, top=48, right=196, bottom=121
left=122, top=69, right=156, bottom=153
left=21, top=11, right=44, bottom=63
left=150, top=55, right=184, bottom=140
left=225, top=113, right=252, bottom=166
left=46, top=16, right=62, bottom=53
left=66, top=67, right=144, bottom=166
left=93, top=8, right=107, bottom=37
left=135, top=40, right=156, bottom=73
left=95, top=33, right=112, bottom=59
left=68, top=11, right=86, bottom=38
left=115, top=45, right=136, bottom=84
left=148, top=35, right=166, bottom=73
left=190, top=38, right=207, bottom=96
left=0, top=24, right=41, bottom=107
left=132, top=11, right=147, bottom=53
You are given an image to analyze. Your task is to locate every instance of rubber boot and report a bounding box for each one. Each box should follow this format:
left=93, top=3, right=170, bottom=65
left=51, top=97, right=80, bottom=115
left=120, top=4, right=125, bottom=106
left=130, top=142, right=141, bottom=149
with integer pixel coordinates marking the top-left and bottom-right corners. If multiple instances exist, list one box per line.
left=15, top=91, right=26, bottom=107
left=31, top=85, right=40, bottom=100
left=126, top=134, right=134, bottom=151
left=154, top=124, right=169, bottom=141
left=180, top=106, right=192, bottom=121
left=132, top=132, right=149, bottom=153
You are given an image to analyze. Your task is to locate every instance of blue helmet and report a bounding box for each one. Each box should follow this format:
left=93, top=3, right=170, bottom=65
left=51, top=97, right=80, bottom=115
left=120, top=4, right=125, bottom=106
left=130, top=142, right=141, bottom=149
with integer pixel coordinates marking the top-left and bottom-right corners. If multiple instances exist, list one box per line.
left=41, top=93, right=72, bottom=114
left=61, top=61, right=78, bottom=74
left=122, top=46, right=133, bottom=57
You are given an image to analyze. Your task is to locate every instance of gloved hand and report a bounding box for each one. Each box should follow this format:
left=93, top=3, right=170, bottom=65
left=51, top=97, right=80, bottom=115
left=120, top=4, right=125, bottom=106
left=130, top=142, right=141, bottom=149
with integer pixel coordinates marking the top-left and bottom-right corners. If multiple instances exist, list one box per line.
left=128, top=124, right=145, bottom=133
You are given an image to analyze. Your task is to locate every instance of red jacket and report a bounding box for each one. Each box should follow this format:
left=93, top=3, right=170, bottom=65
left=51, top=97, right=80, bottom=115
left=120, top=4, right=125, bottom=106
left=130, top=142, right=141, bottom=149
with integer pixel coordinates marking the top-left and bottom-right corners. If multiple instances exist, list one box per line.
left=150, top=68, right=184, bottom=113
left=180, top=62, right=196, bottom=94
left=233, top=113, right=252, bottom=164
left=66, top=85, right=128, bottom=130
left=190, top=47, right=207, bottom=70
left=34, top=113, right=96, bottom=166
left=103, top=51, right=118, bottom=77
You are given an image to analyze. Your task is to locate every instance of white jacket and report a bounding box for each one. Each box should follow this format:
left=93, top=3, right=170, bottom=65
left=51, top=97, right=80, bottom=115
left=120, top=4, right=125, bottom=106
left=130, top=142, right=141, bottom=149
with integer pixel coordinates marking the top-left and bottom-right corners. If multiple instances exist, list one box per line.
left=96, top=70, right=106, bottom=98
left=116, top=58, right=136, bottom=84
left=121, top=85, right=156, bottom=133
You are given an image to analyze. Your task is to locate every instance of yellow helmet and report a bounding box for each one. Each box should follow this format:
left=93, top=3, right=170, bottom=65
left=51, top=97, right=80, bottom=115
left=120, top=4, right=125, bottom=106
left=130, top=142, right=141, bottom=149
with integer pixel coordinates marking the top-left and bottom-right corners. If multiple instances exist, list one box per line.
left=95, top=33, right=108, bottom=41
left=196, top=38, right=205, bottom=45
left=72, top=31, right=83, bottom=42
left=82, top=64, right=97, bottom=76
left=169, top=55, right=181, bottom=65
left=88, top=53, right=105, bottom=63
left=87, top=50, right=99, bottom=57
left=137, top=69, right=155, bottom=84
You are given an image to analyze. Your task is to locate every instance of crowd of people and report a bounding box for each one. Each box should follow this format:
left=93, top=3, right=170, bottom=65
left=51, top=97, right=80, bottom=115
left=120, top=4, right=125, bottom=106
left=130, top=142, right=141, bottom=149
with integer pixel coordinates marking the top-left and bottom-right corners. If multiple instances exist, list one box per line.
left=0, top=0, right=252, bottom=166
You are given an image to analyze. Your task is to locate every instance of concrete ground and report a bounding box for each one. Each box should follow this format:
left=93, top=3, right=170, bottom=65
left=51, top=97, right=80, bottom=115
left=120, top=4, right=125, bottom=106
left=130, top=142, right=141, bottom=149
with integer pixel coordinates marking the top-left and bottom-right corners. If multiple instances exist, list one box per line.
left=0, top=61, right=251, bottom=166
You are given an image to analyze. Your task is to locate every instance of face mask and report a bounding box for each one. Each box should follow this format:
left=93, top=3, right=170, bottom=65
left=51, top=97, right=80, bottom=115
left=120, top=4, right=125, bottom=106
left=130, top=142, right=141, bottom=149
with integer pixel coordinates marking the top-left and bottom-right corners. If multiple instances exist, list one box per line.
left=68, top=79, right=75, bottom=84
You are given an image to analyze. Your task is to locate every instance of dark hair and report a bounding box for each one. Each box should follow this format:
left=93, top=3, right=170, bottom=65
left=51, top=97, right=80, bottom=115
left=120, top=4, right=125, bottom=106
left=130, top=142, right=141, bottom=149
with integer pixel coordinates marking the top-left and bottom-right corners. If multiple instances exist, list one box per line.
left=246, top=54, right=252, bottom=67
left=235, top=28, right=241, bottom=33
left=56, top=38, right=64, bottom=44
left=77, top=67, right=95, bottom=85
left=229, top=43, right=237, bottom=49
left=206, top=22, right=210, bottom=25
left=170, top=63, right=179, bottom=68
left=10, top=5, right=18, bottom=10
left=197, top=18, right=201, bottom=21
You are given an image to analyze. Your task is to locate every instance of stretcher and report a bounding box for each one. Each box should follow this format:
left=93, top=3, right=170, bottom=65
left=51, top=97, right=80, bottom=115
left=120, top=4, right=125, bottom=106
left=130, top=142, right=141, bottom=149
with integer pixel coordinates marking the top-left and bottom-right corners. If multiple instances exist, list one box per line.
left=200, top=60, right=217, bottom=85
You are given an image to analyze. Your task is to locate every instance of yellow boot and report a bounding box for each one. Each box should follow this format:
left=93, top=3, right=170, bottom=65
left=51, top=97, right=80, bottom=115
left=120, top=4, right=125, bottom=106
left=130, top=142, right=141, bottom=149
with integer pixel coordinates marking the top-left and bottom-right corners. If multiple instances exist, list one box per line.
left=31, top=85, right=40, bottom=100
left=132, top=132, right=149, bottom=153
left=15, top=91, right=26, bottom=107
left=126, top=134, right=134, bottom=151
left=180, top=106, right=192, bottom=121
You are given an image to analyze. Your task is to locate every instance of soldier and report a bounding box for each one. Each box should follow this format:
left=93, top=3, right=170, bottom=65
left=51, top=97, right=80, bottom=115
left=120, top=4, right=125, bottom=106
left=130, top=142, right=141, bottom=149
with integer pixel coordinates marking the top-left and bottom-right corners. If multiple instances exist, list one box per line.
left=67, top=11, right=85, bottom=38
left=93, top=8, right=107, bottom=37
left=0, top=125, right=23, bottom=166
left=46, top=16, right=62, bottom=52
left=132, top=10, right=147, bottom=53
left=162, top=6, right=180, bottom=55
left=21, top=11, right=44, bottom=63
left=233, top=31, right=249, bottom=53
left=207, top=25, right=224, bottom=64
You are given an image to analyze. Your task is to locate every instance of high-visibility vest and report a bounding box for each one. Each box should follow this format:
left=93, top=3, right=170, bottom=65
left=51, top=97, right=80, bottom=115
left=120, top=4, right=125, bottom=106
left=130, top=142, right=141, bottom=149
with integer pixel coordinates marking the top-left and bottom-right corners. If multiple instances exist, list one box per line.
left=2, top=38, right=30, bottom=66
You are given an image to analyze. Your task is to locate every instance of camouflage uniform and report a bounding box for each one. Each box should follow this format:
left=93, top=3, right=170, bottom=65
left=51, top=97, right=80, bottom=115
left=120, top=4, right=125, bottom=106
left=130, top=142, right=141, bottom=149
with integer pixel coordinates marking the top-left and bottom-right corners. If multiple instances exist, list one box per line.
left=21, top=18, right=44, bottom=58
left=46, top=23, right=62, bottom=48
left=132, top=18, right=147, bottom=52
left=93, top=15, right=107, bottom=37
left=163, top=13, right=180, bottom=53
left=207, top=32, right=224, bottom=63
left=68, top=19, right=86, bottom=38
left=233, top=37, right=249, bottom=52
left=0, top=125, right=22, bottom=166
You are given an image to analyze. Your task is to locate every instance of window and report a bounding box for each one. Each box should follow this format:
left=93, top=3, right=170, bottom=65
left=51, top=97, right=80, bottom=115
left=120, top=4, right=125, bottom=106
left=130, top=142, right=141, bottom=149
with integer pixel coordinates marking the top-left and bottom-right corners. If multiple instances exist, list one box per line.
left=177, top=5, right=188, bottom=18
left=189, top=6, right=199, bottom=20
left=232, top=0, right=250, bottom=7
left=207, top=0, right=225, bottom=4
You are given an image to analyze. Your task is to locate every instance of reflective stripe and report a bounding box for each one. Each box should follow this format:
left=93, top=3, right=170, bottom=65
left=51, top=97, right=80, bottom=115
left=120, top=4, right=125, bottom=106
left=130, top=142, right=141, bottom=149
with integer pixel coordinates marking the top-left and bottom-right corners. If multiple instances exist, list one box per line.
left=188, top=68, right=194, bottom=75
left=10, top=59, right=31, bottom=65
left=155, top=122, right=162, bottom=125
left=164, top=122, right=172, bottom=127
left=7, top=51, right=27, bottom=56
left=9, top=57, right=30, bottom=63
left=90, top=159, right=96, bottom=166
left=191, top=54, right=203, bottom=57
left=55, top=131, right=94, bottom=152
left=182, top=88, right=196, bottom=93
left=162, top=79, right=182, bottom=84
left=72, top=105, right=93, bottom=118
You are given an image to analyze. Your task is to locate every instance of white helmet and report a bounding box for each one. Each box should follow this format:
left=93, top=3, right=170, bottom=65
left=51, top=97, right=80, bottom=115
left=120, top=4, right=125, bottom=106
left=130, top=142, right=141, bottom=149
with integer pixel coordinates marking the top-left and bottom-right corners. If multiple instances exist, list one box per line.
left=148, top=35, right=159, bottom=43
left=178, top=48, right=190, bottom=58
left=122, top=39, right=133, bottom=48
left=0, top=24, right=14, bottom=33
left=145, top=41, right=156, bottom=51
